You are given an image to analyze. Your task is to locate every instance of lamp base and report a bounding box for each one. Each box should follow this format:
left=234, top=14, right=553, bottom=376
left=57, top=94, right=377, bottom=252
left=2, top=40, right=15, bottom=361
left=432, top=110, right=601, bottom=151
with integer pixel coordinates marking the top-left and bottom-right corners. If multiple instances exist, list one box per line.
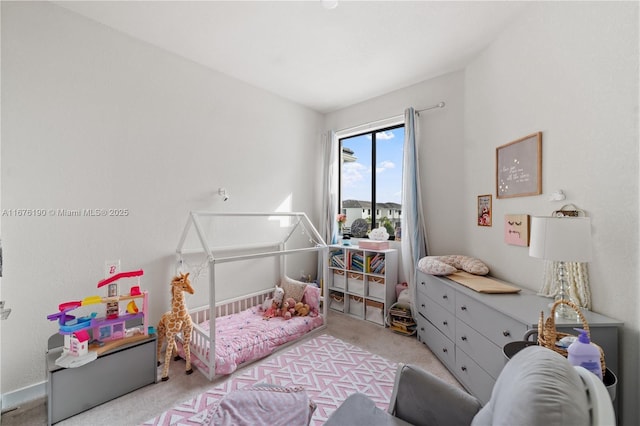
left=547, top=299, right=580, bottom=321
left=551, top=262, right=581, bottom=321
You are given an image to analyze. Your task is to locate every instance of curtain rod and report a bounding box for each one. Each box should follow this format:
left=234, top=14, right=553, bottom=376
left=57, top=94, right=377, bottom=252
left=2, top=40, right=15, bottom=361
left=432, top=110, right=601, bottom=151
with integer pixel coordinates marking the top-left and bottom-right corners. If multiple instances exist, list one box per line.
left=335, top=101, right=446, bottom=135
left=416, top=101, right=446, bottom=114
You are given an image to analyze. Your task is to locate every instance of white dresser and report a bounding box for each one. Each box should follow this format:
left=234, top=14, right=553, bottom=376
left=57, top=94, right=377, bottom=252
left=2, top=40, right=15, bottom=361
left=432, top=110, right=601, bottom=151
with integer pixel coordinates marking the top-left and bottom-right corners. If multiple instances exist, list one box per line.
left=415, top=269, right=622, bottom=406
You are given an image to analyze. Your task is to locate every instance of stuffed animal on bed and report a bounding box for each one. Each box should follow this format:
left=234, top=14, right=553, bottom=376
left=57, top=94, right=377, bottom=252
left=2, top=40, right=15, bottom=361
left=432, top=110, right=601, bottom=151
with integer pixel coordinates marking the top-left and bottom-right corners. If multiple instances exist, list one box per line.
left=294, top=302, right=310, bottom=317
left=280, top=297, right=296, bottom=320
left=263, top=301, right=280, bottom=320
left=261, top=286, right=284, bottom=311
left=263, top=286, right=285, bottom=320
left=281, top=301, right=293, bottom=320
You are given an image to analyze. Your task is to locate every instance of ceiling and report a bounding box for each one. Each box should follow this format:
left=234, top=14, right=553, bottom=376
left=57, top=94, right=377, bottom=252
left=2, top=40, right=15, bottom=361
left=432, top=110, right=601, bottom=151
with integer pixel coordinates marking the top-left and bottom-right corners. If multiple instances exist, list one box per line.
left=54, top=1, right=528, bottom=113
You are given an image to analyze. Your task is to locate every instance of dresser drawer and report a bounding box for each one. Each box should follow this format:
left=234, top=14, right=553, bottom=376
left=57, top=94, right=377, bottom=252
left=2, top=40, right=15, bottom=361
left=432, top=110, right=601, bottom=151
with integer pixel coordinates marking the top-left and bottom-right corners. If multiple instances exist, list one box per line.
left=418, top=291, right=455, bottom=340
left=456, top=292, right=527, bottom=348
left=455, top=348, right=495, bottom=405
left=456, top=320, right=505, bottom=379
left=417, top=273, right=456, bottom=313
left=417, top=314, right=455, bottom=372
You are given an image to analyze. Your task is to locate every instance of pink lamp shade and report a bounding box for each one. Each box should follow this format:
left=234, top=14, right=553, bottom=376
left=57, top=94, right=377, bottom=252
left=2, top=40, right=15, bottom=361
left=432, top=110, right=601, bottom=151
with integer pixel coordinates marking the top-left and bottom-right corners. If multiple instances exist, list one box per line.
left=529, top=217, right=593, bottom=263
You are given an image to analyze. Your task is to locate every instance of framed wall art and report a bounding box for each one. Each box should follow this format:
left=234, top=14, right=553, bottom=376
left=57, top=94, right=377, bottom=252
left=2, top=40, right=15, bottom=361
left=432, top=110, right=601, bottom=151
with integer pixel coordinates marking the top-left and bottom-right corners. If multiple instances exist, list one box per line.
left=496, top=132, right=542, bottom=199
left=477, top=194, right=492, bottom=226
left=504, top=214, right=530, bottom=246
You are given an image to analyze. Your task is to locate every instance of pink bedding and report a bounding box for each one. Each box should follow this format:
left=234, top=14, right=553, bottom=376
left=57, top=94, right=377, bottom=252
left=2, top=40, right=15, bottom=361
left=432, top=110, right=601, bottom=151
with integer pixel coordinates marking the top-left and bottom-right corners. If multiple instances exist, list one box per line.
left=197, top=307, right=324, bottom=375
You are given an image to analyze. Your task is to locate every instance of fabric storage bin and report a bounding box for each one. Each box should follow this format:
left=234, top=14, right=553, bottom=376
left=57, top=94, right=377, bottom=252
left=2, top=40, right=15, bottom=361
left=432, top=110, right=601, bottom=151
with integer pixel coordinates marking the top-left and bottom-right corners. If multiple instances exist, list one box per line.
left=332, top=270, right=345, bottom=289
left=365, top=300, right=385, bottom=325
left=347, top=273, right=365, bottom=295
left=329, top=291, right=344, bottom=312
left=367, top=276, right=385, bottom=299
left=349, top=295, right=365, bottom=317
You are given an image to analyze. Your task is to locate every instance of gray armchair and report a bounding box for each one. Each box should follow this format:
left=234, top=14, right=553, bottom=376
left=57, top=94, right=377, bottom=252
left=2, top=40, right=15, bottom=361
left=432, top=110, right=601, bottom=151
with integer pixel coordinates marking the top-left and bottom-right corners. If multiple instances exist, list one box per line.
left=325, top=345, right=615, bottom=426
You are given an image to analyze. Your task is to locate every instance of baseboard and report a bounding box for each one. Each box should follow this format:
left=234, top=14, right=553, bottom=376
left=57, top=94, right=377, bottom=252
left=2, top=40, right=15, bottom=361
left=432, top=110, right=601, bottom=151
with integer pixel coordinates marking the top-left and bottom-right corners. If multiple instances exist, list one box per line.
left=1, top=381, right=45, bottom=411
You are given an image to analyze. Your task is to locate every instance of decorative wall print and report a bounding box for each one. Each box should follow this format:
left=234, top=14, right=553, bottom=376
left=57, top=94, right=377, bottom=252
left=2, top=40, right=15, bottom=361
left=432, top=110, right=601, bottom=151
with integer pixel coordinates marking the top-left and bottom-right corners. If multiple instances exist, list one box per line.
left=477, top=194, right=492, bottom=226
left=496, top=132, right=542, bottom=199
left=504, top=214, right=530, bottom=246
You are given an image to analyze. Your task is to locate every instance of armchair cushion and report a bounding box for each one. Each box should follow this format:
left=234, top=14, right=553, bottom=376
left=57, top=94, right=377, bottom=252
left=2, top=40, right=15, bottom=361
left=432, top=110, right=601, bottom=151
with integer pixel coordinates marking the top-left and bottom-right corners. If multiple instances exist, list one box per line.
left=471, top=346, right=589, bottom=426
left=391, top=364, right=482, bottom=426
left=326, top=393, right=412, bottom=426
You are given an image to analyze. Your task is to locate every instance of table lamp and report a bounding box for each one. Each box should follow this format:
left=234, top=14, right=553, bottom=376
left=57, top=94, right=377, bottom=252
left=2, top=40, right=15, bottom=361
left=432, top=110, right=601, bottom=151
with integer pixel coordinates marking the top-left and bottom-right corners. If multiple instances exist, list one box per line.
left=529, top=216, right=593, bottom=319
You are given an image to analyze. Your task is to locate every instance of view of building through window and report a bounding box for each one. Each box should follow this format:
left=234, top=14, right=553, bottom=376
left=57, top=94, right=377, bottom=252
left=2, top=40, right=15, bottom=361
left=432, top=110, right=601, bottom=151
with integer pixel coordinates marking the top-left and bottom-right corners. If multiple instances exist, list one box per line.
left=339, top=125, right=404, bottom=239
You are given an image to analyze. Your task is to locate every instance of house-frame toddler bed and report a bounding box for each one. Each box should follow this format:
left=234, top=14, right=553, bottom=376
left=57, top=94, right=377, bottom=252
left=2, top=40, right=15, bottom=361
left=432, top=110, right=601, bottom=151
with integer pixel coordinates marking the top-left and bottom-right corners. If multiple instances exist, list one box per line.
left=175, top=211, right=329, bottom=380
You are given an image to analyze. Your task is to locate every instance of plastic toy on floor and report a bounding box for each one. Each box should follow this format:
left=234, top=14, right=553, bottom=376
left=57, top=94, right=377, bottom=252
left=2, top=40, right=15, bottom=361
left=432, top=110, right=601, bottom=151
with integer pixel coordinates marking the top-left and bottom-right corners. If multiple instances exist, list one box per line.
left=46, top=268, right=148, bottom=368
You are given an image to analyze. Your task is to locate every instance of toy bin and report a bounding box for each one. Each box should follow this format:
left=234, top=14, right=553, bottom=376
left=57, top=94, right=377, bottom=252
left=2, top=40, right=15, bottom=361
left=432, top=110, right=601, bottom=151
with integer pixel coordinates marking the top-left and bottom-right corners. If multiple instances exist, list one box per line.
left=347, top=272, right=365, bottom=295
left=365, top=300, right=385, bottom=325
left=329, top=291, right=344, bottom=312
left=349, top=295, right=365, bottom=317
left=332, top=270, right=346, bottom=289
left=367, top=276, right=385, bottom=299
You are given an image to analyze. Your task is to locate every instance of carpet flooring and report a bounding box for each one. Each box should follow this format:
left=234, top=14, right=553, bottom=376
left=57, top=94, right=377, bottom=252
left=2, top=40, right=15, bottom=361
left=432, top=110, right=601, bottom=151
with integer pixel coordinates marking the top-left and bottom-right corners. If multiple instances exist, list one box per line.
left=143, top=334, right=397, bottom=425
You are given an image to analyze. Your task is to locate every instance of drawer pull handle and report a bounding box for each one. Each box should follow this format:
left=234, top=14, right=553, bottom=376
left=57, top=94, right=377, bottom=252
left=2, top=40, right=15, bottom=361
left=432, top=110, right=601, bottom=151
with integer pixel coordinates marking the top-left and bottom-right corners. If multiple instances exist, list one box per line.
left=442, top=348, right=448, bottom=353
left=442, top=321, right=448, bottom=326
left=421, top=303, right=426, bottom=308
left=461, top=336, right=468, bottom=341
left=420, top=327, right=425, bottom=331
left=461, top=366, right=467, bottom=372
left=503, top=330, right=511, bottom=337
left=421, top=281, right=425, bottom=286
left=442, top=294, right=448, bottom=300
left=460, top=305, right=467, bottom=311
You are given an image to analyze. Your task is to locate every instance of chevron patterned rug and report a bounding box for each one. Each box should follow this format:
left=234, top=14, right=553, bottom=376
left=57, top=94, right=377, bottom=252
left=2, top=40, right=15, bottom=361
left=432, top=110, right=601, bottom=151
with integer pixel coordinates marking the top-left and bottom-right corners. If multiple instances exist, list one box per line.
left=142, top=334, right=397, bottom=425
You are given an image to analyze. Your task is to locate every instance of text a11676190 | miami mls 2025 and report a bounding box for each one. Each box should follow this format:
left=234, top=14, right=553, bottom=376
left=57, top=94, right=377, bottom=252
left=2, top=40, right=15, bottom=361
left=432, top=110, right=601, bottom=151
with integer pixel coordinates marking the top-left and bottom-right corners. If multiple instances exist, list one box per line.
left=1, top=208, right=130, bottom=217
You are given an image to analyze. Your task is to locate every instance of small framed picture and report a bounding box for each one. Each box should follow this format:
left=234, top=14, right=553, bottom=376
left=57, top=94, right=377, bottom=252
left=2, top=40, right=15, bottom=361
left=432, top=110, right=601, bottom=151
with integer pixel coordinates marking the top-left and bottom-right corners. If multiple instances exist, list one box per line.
left=477, top=194, right=492, bottom=226
left=504, top=214, right=530, bottom=246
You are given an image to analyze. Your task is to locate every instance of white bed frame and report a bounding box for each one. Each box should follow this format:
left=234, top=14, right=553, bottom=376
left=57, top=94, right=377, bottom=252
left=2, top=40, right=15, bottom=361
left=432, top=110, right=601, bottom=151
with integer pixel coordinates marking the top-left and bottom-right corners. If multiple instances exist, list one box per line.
left=175, top=211, right=329, bottom=380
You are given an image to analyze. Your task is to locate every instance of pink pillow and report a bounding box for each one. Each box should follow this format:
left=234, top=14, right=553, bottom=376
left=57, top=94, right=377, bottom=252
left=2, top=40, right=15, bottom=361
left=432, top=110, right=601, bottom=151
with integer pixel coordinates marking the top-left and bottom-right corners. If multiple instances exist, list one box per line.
left=302, top=285, right=321, bottom=316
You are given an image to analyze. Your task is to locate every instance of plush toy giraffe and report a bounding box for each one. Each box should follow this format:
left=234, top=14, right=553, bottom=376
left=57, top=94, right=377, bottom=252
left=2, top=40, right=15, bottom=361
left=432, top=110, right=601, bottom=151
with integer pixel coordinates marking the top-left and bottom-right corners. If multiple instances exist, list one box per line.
left=157, top=272, right=195, bottom=381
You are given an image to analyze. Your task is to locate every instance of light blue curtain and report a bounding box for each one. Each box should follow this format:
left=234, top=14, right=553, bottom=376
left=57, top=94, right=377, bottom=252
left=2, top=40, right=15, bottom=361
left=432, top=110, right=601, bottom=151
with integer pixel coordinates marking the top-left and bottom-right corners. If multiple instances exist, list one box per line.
left=321, top=130, right=339, bottom=244
left=400, top=107, right=428, bottom=314
left=318, top=130, right=339, bottom=283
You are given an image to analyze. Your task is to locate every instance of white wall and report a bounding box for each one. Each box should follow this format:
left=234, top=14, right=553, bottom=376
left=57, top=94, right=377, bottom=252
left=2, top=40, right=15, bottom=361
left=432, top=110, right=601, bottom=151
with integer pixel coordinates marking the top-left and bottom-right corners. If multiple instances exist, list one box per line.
left=464, top=2, right=638, bottom=425
left=1, top=1, right=322, bottom=404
